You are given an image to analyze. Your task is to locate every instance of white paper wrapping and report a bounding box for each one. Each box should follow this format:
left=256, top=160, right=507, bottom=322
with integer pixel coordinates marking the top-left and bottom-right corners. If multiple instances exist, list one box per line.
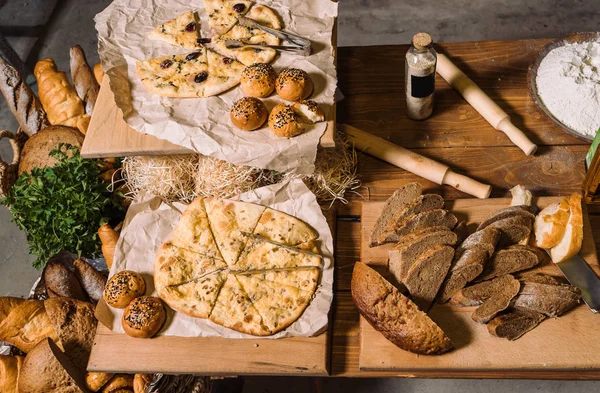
left=96, top=179, right=334, bottom=338
left=95, top=0, right=338, bottom=175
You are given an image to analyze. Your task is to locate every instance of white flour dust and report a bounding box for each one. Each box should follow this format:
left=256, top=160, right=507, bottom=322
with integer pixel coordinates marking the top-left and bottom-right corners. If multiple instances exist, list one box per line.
left=536, top=39, right=600, bottom=137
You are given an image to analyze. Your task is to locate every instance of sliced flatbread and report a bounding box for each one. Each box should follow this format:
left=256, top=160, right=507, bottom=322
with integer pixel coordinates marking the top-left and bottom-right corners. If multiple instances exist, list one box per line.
left=212, top=5, right=281, bottom=65
left=148, top=10, right=200, bottom=49
left=166, top=198, right=223, bottom=260
left=209, top=275, right=269, bottom=335
left=154, top=242, right=227, bottom=289
left=254, top=208, right=318, bottom=246
left=158, top=271, right=226, bottom=318
left=232, top=236, right=322, bottom=271
left=205, top=0, right=254, bottom=36
left=236, top=274, right=312, bottom=333
left=204, top=198, right=266, bottom=267
left=204, top=49, right=245, bottom=96
left=234, top=267, right=320, bottom=293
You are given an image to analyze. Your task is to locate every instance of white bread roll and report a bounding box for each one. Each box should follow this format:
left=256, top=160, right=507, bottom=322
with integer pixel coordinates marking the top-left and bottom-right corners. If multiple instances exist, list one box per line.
left=550, top=193, right=583, bottom=263
left=534, top=198, right=570, bottom=248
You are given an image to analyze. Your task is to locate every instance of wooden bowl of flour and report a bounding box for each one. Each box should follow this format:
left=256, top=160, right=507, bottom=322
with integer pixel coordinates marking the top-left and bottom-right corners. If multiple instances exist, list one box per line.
left=528, top=32, right=600, bottom=141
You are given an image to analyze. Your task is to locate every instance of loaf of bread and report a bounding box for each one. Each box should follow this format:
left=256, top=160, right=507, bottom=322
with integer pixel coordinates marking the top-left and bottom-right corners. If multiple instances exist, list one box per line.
left=98, top=223, right=119, bottom=269
left=93, top=63, right=104, bottom=85
left=133, top=374, right=153, bottom=393
left=476, top=245, right=542, bottom=282
left=550, top=193, right=583, bottom=263
left=0, top=355, right=23, bottom=393
left=101, top=374, right=134, bottom=393
left=74, top=259, right=108, bottom=302
left=86, top=372, right=115, bottom=392
left=0, top=57, right=50, bottom=136
left=0, top=296, right=26, bottom=321
left=70, top=45, right=100, bottom=116
left=0, top=299, right=59, bottom=353
left=534, top=198, right=570, bottom=249
left=44, top=260, right=88, bottom=301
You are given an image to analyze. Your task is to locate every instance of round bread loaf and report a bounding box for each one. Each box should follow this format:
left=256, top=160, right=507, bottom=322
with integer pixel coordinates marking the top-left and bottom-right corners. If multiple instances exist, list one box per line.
left=18, top=126, right=84, bottom=175
left=292, top=100, right=325, bottom=123
left=275, top=68, right=313, bottom=101
left=230, top=97, right=268, bottom=131
left=241, top=63, right=277, bottom=97
left=268, top=104, right=304, bottom=138
left=122, top=296, right=166, bottom=339
left=104, top=270, right=146, bottom=309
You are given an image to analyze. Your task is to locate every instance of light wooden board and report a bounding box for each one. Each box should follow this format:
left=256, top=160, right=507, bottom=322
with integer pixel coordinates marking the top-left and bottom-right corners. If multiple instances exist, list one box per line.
left=358, top=197, right=600, bottom=372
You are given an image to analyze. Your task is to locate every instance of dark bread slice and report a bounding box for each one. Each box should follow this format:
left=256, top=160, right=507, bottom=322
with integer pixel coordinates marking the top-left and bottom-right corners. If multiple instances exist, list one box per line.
left=487, top=309, right=546, bottom=340
left=453, top=221, right=469, bottom=244
left=450, top=274, right=516, bottom=306
left=369, top=183, right=423, bottom=247
left=461, top=226, right=502, bottom=259
left=436, top=247, right=488, bottom=303
left=477, top=205, right=535, bottom=231
left=403, top=245, right=455, bottom=311
left=487, top=216, right=533, bottom=246
left=472, top=275, right=520, bottom=323
left=512, top=282, right=581, bottom=317
left=351, top=262, right=453, bottom=355
left=381, top=194, right=445, bottom=243
left=386, top=209, right=458, bottom=243
left=476, top=245, right=541, bottom=282
left=389, top=228, right=457, bottom=283
left=519, top=273, right=561, bottom=286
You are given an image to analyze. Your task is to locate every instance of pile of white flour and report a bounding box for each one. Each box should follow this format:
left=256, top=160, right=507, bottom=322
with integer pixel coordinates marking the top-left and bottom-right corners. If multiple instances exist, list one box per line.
left=536, top=39, right=600, bottom=138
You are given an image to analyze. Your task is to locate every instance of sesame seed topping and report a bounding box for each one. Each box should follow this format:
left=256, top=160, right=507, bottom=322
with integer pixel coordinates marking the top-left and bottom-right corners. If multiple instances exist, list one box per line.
left=276, top=68, right=309, bottom=90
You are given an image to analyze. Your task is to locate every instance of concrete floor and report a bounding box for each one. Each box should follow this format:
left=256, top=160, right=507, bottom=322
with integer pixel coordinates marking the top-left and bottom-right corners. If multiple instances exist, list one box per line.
left=1, top=0, right=600, bottom=390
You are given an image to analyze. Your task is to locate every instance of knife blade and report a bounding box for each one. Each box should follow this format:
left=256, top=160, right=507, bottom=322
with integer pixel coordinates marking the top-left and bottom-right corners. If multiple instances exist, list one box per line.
left=555, top=254, right=600, bottom=313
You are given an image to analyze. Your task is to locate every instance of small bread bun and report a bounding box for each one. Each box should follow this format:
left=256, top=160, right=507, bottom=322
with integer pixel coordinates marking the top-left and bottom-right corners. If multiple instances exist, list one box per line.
left=133, top=374, right=153, bottom=393
left=230, top=97, right=268, bottom=131
left=241, top=63, right=277, bottom=98
left=122, top=296, right=166, bottom=339
left=101, top=374, right=134, bottom=393
left=268, top=104, right=304, bottom=138
left=292, top=100, right=325, bottom=124
left=275, top=68, right=313, bottom=101
left=103, top=270, right=146, bottom=309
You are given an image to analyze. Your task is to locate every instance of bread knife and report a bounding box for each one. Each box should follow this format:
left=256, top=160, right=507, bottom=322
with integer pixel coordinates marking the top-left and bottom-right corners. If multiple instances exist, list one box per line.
left=555, top=254, right=600, bottom=313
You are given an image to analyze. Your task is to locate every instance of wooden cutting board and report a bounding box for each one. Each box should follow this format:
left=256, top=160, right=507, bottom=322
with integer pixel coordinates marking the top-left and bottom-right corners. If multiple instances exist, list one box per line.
left=358, top=197, right=600, bottom=372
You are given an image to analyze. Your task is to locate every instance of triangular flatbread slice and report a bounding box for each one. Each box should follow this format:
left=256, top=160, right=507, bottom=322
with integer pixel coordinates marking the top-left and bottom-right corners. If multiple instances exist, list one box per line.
left=236, top=274, right=312, bottom=333
left=232, top=236, right=322, bottom=271
left=154, top=242, right=227, bottom=289
left=209, top=275, right=269, bottom=335
left=212, top=5, right=281, bottom=65
left=205, top=198, right=265, bottom=267
left=158, top=271, right=226, bottom=318
left=204, top=49, right=245, bottom=96
left=148, top=11, right=201, bottom=49
left=254, top=208, right=319, bottom=246
left=205, top=0, right=254, bottom=37
left=234, top=267, right=320, bottom=293
left=165, top=198, right=223, bottom=260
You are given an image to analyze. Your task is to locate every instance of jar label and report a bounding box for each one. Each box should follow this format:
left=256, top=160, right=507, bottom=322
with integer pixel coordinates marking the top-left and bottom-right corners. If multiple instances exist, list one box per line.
left=411, top=73, right=435, bottom=98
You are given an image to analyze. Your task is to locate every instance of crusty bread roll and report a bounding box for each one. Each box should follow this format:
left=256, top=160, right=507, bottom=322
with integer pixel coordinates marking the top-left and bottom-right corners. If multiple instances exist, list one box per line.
left=133, top=374, right=153, bottom=393
left=0, top=296, right=25, bottom=321
left=275, top=68, right=313, bottom=101
left=86, top=372, right=115, bottom=392
left=122, top=296, right=166, bottom=339
left=268, top=103, right=304, bottom=137
left=94, top=63, right=105, bottom=85
left=535, top=198, right=570, bottom=249
left=44, top=260, right=88, bottom=301
left=0, top=355, right=23, bottom=393
left=240, top=63, right=277, bottom=98
left=101, top=374, right=134, bottom=393
left=98, top=223, right=119, bottom=269
left=292, top=100, right=325, bottom=123
left=70, top=45, right=100, bottom=116
left=104, top=270, right=146, bottom=309
left=0, top=299, right=59, bottom=353
left=230, top=97, right=268, bottom=131
left=550, top=193, right=583, bottom=262
left=74, top=259, right=108, bottom=302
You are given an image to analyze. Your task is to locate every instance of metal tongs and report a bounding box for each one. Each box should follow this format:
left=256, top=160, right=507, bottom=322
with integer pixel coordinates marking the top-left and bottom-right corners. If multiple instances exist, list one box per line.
left=224, top=16, right=312, bottom=56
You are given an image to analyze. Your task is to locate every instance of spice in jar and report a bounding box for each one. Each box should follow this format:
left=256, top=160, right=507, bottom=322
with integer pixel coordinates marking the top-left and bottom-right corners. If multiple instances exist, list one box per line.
left=405, top=32, right=437, bottom=120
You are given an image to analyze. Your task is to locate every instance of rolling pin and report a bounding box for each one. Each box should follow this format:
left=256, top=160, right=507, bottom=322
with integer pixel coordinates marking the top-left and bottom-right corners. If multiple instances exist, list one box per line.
left=436, top=52, right=538, bottom=156
left=342, top=124, right=492, bottom=199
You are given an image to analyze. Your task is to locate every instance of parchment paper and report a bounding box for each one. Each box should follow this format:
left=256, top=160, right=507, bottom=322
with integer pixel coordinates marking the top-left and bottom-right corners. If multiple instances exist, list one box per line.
left=96, top=179, right=334, bottom=338
left=95, top=0, right=338, bottom=175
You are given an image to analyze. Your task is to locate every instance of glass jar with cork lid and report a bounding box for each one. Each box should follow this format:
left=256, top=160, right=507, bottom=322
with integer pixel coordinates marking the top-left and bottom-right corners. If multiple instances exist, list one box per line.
left=405, top=32, right=437, bottom=120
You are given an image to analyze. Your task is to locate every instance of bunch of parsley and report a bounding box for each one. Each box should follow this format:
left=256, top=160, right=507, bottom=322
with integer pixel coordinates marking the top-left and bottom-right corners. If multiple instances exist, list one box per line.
left=1, top=145, right=124, bottom=269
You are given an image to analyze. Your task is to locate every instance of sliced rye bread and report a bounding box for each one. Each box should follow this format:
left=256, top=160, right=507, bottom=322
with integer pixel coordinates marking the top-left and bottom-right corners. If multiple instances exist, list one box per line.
left=486, top=215, right=533, bottom=246
left=453, top=221, right=469, bottom=244
left=403, top=245, right=455, bottom=311
left=380, top=194, right=446, bottom=244
left=386, top=209, right=458, bottom=243
left=519, top=272, right=562, bottom=286
left=389, top=228, right=457, bottom=283
left=436, top=247, right=488, bottom=304
left=476, top=245, right=541, bottom=282
left=512, top=281, right=581, bottom=317
left=487, top=309, right=546, bottom=340
left=471, top=275, right=520, bottom=323
left=369, top=183, right=423, bottom=247
left=351, top=262, right=453, bottom=355
left=461, top=226, right=502, bottom=259
left=450, top=274, right=517, bottom=307
left=477, top=205, right=536, bottom=231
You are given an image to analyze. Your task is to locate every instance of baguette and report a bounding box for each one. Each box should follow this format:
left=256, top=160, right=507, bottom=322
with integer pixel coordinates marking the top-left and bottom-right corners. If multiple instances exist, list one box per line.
left=93, top=63, right=104, bottom=85
left=70, top=45, right=100, bottom=116
left=74, top=259, right=107, bottom=302
left=0, top=57, right=50, bottom=136
left=44, top=261, right=88, bottom=301
left=0, top=299, right=59, bottom=353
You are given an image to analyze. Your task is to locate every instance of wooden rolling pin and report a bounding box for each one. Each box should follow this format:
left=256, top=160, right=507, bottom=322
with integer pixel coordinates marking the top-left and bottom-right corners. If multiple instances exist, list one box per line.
left=342, top=124, right=492, bottom=199
left=436, top=52, right=537, bottom=156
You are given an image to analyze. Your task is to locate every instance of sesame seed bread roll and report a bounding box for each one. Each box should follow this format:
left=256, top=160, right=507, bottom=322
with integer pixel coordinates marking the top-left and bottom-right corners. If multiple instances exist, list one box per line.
left=268, top=103, right=304, bottom=138
left=275, top=68, right=313, bottom=102
left=240, top=63, right=277, bottom=98
left=122, top=296, right=166, bottom=339
left=230, top=97, right=268, bottom=131
left=103, top=270, right=146, bottom=309
left=292, top=100, right=325, bottom=123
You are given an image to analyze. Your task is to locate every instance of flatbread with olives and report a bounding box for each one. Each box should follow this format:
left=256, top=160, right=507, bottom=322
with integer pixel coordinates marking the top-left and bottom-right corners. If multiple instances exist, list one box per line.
left=205, top=0, right=254, bottom=37
left=148, top=10, right=201, bottom=49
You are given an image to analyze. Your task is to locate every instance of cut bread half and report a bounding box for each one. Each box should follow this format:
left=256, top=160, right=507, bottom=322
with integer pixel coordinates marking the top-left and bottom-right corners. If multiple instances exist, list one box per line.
left=534, top=198, right=570, bottom=249
left=550, top=193, right=583, bottom=263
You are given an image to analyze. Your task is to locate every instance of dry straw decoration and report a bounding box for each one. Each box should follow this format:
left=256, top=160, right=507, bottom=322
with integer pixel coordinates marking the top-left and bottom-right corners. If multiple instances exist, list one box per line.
left=121, top=132, right=360, bottom=206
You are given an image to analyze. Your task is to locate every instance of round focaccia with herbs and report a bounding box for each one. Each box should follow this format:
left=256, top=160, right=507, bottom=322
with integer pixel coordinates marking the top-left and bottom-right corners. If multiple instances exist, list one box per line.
left=153, top=197, right=322, bottom=336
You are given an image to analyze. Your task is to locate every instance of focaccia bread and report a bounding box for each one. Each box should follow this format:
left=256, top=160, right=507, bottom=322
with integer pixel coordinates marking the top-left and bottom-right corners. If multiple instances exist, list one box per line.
left=205, top=0, right=254, bottom=36
left=148, top=10, right=201, bottom=49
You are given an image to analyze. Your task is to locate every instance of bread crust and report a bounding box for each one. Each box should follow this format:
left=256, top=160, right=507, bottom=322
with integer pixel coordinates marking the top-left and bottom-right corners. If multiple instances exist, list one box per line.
left=275, top=69, right=313, bottom=101
left=230, top=97, right=267, bottom=130
left=240, top=63, right=276, bottom=98
left=17, top=126, right=84, bottom=175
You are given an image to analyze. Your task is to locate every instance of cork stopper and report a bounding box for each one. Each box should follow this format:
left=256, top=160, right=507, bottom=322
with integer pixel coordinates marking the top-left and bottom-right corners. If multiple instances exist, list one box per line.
left=412, top=32, right=433, bottom=50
